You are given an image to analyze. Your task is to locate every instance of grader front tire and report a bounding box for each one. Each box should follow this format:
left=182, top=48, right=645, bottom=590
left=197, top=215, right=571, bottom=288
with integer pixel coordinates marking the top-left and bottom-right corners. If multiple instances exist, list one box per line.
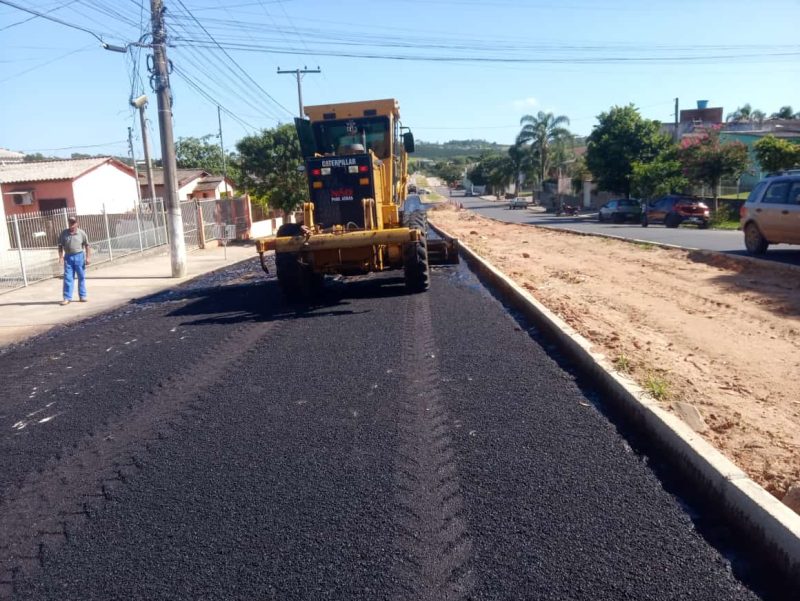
left=403, top=240, right=430, bottom=293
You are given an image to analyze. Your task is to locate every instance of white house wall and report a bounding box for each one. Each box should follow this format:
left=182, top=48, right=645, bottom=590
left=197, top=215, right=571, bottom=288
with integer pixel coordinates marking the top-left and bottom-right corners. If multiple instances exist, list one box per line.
left=72, top=163, right=138, bottom=214
left=178, top=181, right=196, bottom=200
left=0, top=184, right=10, bottom=251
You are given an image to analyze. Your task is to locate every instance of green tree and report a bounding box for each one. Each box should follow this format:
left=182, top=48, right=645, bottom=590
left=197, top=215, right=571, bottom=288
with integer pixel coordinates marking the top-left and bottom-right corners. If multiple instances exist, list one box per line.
left=753, top=135, right=800, bottom=174
left=175, top=134, right=239, bottom=181
left=517, top=111, right=571, bottom=187
left=483, top=154, right=515, bottom=197
left=586, top=104, right=671, bottom=197
left=23, top=152, right=57, bottom=162
left=630, top=147, right=688, bottom=200
left=678, top=128, right=749, bottom=211
left=236, top=124, right=307, bottom=216
left=507, top=143, right=534, bottom=195
left=432, top=161, right=464, bottom=185
left=770, top=106, right=796, bottom=120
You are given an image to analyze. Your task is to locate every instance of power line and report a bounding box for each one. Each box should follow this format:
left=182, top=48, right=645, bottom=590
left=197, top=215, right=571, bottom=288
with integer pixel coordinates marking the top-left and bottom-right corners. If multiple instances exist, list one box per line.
left=0, top=0, right=81, bottom=32
left=175, top=40, right=800, bottom=64
left=0, top=0, right=110, bottom=43
left=171, top=64, right=258, bottom=132
left=21, top=140, right=128, bottom=152
left=170, top=0, right=294, bottom=118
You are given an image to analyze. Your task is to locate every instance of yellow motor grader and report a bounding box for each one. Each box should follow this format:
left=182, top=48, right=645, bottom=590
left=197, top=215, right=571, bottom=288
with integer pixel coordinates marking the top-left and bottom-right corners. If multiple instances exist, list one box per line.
left=255, top=98, right=457, bottom=299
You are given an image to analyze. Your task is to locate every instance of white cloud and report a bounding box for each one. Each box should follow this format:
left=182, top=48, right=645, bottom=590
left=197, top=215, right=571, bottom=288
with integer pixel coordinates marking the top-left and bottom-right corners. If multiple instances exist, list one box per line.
left=512, top=97, right=538, bottom=110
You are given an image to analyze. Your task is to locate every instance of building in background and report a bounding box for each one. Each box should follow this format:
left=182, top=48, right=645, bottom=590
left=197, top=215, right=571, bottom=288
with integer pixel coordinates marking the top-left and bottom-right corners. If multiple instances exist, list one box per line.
left=0, top=148, right=25, bottom=165
left=140, top=169, right=237, bottom=201
left=0, top=157, right=139, bottom=217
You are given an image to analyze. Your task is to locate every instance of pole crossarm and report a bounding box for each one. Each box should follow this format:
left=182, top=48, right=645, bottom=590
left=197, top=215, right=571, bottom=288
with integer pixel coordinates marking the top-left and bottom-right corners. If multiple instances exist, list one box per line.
left=277, top=67, right=321, bottom=118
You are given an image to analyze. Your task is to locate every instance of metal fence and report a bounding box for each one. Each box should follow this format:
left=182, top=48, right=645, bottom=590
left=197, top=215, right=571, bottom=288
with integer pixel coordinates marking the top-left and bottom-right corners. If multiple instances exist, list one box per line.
left=1, top=200, right=168, bottom=291
left=1, top=197, right=251, bottom=292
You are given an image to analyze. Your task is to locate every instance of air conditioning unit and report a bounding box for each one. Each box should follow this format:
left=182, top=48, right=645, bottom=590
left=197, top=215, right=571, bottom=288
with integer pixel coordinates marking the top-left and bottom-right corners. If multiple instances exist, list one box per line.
left=11, top=191, right=34, bottom=205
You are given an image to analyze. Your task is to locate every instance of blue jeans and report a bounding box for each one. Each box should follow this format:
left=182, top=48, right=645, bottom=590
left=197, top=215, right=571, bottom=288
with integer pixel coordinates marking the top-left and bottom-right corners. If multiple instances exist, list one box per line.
left=63, top=252, right=87, bottom=301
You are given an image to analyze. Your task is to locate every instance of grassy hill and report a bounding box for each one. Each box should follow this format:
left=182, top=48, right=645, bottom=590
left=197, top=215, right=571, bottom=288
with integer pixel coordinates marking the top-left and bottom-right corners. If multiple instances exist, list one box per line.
left=413, top=139, right=510, bottom=161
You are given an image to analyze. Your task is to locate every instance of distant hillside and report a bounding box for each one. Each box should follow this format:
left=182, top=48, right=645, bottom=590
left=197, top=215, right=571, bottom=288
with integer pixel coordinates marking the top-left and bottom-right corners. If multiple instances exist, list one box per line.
left=414, top=139, right=510, bottom=160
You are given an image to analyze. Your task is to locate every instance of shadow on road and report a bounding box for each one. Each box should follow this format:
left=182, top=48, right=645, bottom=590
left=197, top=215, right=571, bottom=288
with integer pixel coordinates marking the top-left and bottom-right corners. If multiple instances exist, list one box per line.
left=131, top=267, right=414, bottom=327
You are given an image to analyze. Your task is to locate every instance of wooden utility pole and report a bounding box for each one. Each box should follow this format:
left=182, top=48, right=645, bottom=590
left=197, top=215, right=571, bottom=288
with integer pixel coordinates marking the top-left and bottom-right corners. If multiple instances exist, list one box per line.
left=277, top=67, right=321, bottom=117
left=150, top=0, right=186, bottom=277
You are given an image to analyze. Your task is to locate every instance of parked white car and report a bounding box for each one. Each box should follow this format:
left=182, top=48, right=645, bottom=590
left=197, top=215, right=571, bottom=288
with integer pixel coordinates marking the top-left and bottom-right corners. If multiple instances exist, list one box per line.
left=508, top=197, right=530, bottom=209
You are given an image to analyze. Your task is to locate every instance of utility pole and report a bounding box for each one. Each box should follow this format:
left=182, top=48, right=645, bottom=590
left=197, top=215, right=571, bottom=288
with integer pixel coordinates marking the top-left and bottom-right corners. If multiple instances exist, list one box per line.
left=127, top=127, right=143, bottom=206
left=277, top=66, right=320, bottom=118
left=217, top=105, right=229, bottom=197
left=150, top=0, right=186, bottom=277
left=674, top=97, right=680, bottom=142
left=131, top=95, right=157, bottom=203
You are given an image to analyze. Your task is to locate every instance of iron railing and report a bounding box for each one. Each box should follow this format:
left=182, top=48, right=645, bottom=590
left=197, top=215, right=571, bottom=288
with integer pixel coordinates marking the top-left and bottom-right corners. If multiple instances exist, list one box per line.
left=1, top=196, right=252, bottom=292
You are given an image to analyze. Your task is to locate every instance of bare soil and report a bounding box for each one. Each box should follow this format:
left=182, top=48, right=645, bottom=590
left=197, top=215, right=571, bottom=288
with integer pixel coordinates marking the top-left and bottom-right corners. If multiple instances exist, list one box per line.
left=429, top=204, right=800, bottom=504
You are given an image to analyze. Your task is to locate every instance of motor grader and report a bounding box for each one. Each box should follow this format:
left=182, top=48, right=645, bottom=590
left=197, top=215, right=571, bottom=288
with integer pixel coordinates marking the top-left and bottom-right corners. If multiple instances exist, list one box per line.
left=255, top=98, right=457, bottom=299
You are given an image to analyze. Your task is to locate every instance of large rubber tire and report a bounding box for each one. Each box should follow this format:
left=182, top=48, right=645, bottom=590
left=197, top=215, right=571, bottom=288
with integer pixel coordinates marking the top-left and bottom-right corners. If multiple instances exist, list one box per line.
left=274, top=223, right=320, bottom=300
left=403, top=240, right=430, bottom=293
left=744, top=222, right=769, bottom=255
left=665, top=213, right=681, bottom=228
left=403, top=210, right=428, bottom=236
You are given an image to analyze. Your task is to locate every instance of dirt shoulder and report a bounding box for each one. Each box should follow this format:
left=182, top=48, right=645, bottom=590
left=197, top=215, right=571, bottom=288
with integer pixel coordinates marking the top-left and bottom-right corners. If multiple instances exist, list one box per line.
left=429, top=204, right=800, bottom=504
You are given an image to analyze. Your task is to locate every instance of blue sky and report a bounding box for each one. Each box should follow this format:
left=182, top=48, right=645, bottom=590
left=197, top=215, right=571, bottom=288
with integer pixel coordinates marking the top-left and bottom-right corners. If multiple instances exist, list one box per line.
left=1, top=0, right=798, bottom=159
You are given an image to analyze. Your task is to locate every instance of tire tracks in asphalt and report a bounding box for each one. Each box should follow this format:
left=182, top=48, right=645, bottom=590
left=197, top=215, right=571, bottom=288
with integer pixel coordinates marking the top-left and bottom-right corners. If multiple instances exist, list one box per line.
left=0, top=316, right=277, bottom=598
left=392, top=292, right=474, bottom=601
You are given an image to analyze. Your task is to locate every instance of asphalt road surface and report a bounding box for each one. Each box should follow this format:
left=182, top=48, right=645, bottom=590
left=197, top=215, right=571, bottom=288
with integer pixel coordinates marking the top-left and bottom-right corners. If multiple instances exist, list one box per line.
left=0, top=258, right=787, bottom=600
left=445, top=189, right=800, bottom=267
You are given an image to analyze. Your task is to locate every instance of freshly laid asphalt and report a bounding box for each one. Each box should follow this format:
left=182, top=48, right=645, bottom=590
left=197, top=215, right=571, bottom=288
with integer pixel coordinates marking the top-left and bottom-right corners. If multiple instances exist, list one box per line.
left=0, top=257, right=786, bottom=599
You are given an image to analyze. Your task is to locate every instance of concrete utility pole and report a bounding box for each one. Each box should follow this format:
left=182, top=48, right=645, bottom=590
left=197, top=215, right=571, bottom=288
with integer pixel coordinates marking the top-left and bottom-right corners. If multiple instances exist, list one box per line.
left=150, top=0, right=186, bottom=277
left=127, top=127, right=143, bottom=206
left=277, top=66, right=321, bottom=117
left=674, top=97, right=680, bottom=142
left=131, top=95, right=157, bottom=203
left=217, top=105, right=229, bottom=197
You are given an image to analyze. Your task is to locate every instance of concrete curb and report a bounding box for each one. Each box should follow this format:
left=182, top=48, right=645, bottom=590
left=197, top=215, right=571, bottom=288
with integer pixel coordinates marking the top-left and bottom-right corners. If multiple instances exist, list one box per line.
left=430, top=221, right=800, bottom=586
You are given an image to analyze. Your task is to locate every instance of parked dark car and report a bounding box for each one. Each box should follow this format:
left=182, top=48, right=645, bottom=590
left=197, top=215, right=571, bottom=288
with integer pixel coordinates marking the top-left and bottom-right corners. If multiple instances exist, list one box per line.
left=641, top=195, right=710, bottom=228
left=598, top=198, right=642, bottom=223
left=740, top=174, right=800, bottom=255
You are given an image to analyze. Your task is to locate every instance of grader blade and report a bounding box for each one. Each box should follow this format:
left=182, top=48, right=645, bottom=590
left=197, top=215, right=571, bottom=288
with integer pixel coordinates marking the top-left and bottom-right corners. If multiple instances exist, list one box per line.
left=426, top=236, right=460, bottom=265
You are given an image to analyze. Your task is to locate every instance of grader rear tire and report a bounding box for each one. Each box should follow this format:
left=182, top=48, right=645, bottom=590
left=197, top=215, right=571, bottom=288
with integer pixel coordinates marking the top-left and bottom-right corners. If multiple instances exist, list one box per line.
left=274, top=223, right=320, bottom=301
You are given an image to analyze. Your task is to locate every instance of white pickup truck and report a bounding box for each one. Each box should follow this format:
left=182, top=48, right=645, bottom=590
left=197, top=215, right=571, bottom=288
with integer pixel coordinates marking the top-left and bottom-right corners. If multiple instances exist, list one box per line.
left=508, top=197, right=530, bottom=209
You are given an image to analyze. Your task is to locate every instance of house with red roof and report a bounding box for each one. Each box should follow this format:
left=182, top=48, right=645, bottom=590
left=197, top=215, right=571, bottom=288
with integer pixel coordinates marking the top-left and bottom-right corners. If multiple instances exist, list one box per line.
left=139, top=168, right=237, bottom=201
left=0, top=157, right=139, bottom=217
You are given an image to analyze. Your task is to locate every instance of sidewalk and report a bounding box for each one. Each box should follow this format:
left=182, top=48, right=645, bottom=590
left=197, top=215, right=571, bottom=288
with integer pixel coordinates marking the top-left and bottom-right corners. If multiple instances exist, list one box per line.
left=0, top=243, right=255, bottom=349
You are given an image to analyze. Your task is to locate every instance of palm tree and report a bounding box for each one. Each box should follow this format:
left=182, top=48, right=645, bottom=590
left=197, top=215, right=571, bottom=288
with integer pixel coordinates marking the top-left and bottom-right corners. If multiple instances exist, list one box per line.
left=516, top=111, right=571, bottom=189
left=726, top=103, right=766, bottom=124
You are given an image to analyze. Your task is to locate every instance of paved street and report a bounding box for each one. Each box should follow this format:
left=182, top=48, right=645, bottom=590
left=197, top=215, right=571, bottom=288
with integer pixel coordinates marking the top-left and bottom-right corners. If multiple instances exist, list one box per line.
left=0, top=257, right=781, bottom=600
left=444, top=189, right=800, bottom=267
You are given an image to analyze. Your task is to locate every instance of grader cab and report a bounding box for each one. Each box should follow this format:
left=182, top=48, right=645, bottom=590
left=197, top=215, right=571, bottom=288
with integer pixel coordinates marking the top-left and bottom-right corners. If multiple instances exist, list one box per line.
left=255, top=98, right=457, bottom=299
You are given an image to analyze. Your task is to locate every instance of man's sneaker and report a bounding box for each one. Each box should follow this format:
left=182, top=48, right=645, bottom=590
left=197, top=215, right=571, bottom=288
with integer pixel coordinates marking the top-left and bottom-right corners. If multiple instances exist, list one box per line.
left=79, top=298, right=88, bottom=302
left=60, top=300, right=70, bottom=306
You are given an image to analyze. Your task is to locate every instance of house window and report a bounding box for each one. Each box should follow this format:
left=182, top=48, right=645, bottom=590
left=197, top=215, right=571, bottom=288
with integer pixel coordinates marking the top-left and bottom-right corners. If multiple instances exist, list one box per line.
left=38, top=198, right=68, bottom=212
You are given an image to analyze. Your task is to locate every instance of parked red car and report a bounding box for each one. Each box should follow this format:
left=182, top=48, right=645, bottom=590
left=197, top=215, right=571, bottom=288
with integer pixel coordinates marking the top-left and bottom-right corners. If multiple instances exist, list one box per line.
left=641, top=195, right=710, bottom=229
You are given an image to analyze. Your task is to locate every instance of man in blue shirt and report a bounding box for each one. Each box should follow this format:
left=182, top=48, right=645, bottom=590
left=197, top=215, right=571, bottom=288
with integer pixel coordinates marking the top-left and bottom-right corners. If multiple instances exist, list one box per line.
left=58, top=216, right=91, bottom=305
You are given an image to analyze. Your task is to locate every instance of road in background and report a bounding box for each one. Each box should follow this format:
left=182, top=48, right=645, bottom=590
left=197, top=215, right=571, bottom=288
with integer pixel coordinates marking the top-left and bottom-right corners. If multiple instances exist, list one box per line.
left=441, top=187, right=800, bottom=266
left=0, top=258, right=782, bottom=599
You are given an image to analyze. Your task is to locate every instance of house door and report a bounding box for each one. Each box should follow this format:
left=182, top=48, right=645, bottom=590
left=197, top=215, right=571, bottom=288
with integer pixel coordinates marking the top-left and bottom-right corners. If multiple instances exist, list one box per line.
left=38, top=198, right=68, bottom=212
